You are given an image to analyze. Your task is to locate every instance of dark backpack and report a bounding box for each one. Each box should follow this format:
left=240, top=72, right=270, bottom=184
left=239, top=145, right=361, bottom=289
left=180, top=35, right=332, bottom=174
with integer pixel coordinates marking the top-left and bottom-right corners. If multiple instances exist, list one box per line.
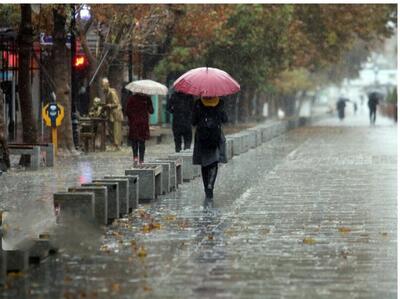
left=197, top=111, right=221, bottom=148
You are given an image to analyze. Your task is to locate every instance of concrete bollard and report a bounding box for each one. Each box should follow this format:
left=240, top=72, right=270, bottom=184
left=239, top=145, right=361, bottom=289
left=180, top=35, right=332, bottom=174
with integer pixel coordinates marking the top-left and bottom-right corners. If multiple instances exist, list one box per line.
left=169, top=150, right=200, bottom=182
left=95, top=178, right=129, bottom=217
left=225, top=138, right=234, bottom=160
left=28, top=237, right=52, bottom=264
left=126, top=165, right=162, bottom=201
left=260, top=124, right=275, bottom=142
left=0, top=251, right=4, bottom=285
left=154, top=158, right=183, bottom=190
left=246, top=130, right=257, bottom=149
left=248, top=127, right=262, bottom=147
left=0, top=211, right=5, bottom=284
left=143, top=162, right=171, bottom=194
left=5, top=250, right=29, bottom=273
left=68, top=186, right=108, bottom=225
left=228, top=134, right=244, bottom=156
left=104, top=175, right=139, bottom=212
left=53, top=192, right=96, bottom=222
left=83, top=182, right=119, bottom=222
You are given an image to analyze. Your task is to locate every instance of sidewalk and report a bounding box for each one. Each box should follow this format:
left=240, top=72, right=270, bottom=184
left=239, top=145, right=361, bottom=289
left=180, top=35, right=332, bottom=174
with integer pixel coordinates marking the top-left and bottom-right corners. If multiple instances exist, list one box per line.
left=0, top=112, right=397, bottom=298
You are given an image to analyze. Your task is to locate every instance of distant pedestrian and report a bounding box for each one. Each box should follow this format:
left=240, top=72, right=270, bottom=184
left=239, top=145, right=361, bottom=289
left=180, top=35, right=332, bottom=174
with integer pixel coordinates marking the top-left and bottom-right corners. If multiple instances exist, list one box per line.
left=368, top=92, right=380, bottom=125
left=336, top=97, right=347, bottom=121
left=126, top=92, right=154, bottom=165
left=192, top=96, right=228, bottom=202
left=167, top=91, right=194, bottom=152
left=353, top=102, right=358, bottom=115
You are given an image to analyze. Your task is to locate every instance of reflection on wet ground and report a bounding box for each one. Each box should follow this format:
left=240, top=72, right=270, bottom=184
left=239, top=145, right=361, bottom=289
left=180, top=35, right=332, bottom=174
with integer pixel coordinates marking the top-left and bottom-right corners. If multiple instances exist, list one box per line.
left=0, top=114, right=397, bottom=298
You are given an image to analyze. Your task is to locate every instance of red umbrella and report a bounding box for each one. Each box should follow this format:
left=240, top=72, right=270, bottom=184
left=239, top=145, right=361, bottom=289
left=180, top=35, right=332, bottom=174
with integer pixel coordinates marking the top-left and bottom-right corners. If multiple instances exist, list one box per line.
left=173, top=67, right=240, bottom=97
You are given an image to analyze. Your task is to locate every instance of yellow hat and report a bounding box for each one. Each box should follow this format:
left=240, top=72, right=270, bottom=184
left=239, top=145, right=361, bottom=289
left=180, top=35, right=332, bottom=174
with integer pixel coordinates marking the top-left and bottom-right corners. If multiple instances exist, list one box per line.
left=201, top=97, right=220, bottom=107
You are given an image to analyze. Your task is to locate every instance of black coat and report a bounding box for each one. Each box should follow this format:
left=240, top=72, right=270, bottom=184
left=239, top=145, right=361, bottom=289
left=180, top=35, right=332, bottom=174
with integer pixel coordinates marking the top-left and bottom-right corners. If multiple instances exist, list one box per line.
left=167, top=92, right=194, bottom=132
left=192, top=99, right=228, bottom=166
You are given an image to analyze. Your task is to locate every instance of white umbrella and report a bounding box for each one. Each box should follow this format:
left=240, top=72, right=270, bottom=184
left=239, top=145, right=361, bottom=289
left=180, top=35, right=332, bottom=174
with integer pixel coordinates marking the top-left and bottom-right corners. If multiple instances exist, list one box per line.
left=125, top=80, right=168, bottom=96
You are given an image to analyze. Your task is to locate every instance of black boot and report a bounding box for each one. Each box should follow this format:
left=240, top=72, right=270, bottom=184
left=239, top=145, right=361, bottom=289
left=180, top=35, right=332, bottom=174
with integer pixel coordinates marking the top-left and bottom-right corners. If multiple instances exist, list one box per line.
left=206, top=163, right=218, bottom=200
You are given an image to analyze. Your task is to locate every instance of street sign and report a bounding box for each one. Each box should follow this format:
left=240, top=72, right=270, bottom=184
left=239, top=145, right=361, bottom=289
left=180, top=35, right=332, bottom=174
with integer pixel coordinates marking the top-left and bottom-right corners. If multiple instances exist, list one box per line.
left=42, top=103, right=64, bottom=127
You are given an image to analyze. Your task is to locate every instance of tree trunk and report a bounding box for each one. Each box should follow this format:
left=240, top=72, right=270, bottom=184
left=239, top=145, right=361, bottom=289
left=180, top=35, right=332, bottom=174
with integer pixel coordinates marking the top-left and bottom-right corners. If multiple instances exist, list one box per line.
left=108, top=51, right=125, bottom=100
left=0, top=89, right=10, bottom=170
left=18, top=4, right=38, bottom=144
left=238, top=88, right=249, bottom=123
left=255, top=92, right=266, bottom=121
left=52, top=7, right=74, bottom=152
left=18, top=4, right=39, bottom=165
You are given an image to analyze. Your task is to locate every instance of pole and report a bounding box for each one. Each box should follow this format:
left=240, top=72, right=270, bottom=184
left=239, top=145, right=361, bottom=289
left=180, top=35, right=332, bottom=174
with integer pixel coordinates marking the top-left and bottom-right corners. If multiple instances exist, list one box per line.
left=70, top=4, right=76, bottom=114
left=51, top=126, right=57, bottom=154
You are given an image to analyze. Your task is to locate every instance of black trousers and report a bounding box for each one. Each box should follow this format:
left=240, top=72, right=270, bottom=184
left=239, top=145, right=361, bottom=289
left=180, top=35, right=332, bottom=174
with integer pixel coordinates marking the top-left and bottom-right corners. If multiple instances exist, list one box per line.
left=173, top=127, right=192, bottom=152
left=369, top=107, right=377, bottom=124
left=201, top=162, right=218, bottom=199
left=131, top=140, right=145, bottom=162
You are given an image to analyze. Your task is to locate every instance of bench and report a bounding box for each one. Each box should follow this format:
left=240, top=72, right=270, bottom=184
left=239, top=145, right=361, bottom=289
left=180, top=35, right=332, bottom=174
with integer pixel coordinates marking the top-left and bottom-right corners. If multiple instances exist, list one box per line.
left=67, top=186, right=108, bottom=225
left=104, top=175, right=139, bottom=212
left=8, top=145, right=40, bottom=170
left=8, top=143, right=55, bottom=169
left=83, top=182, right=119, bottom=222
left=97, top=178, right=130, bottom=217
left=142, top=162, right=171, bottom=195
left=126, top=165, right=162, bottom=201
left=154, top=158, right=183, bottom=190
left=168, top=150, right=200, bottom=182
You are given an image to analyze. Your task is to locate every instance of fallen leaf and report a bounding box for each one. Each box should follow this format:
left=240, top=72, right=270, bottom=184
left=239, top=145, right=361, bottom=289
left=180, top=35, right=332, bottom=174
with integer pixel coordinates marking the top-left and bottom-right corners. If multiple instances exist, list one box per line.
left=381, top=232, right=388, bottom=237
left=7, top=271, right=24, bottom=278
left=137, top=246, right=147, bottom=258
left=64, top=276, right=72, bottom=282
left=111, top=283, right=121, bottom=293
left=303, top=237, right=316, bottom=245
left=338, top=227, right=351, bottom=234
left=164, top=214, right=176, bottom=222
left=208, top=234, right=214, bottom=240
left=143, top=285, right=152, bottom=292
left=260, top=228, right=270, bottom=235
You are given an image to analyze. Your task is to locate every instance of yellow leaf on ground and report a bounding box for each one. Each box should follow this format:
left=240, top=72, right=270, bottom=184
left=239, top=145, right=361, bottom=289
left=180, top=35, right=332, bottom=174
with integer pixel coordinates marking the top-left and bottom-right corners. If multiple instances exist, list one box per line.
left=303, top=237, right=316, bottom=245
left=111, top=283, right=121, bottom=293
left=164, top=214, right=176, bottom=221
left=338, top=227, right=351, bottom=234
left=137, top=246, right=147, bottom=257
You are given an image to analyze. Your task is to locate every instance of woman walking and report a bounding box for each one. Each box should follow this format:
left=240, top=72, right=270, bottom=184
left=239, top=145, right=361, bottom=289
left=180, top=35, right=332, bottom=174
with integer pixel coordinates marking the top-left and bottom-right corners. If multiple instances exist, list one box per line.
left=126, top=92, right=154, bottom=165
left=192, top=96, right=227, bottom=202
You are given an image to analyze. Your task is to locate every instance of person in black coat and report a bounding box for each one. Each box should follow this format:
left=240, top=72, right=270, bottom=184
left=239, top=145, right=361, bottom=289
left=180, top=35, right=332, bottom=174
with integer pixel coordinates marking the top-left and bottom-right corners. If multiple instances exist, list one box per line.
left=192, top=96, right=228, bottom=202
left=167, top=91, right=194, bottom=152
left=336, top=97, right=347, bottom=121
left=368, top=92, right=381, bottom=125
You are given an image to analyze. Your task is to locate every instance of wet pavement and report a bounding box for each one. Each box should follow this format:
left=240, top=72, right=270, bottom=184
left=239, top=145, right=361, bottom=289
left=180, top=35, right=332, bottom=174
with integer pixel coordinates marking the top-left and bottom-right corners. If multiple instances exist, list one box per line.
left=0, top=111, right=397, bottom=298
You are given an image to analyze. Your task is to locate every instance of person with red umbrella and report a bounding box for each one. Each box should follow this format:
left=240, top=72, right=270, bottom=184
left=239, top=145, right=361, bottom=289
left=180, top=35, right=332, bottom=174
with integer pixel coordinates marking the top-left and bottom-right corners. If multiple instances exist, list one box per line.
left=192, top=96, right=228, bottom=202
left=173, top=67, right=240, bottom=203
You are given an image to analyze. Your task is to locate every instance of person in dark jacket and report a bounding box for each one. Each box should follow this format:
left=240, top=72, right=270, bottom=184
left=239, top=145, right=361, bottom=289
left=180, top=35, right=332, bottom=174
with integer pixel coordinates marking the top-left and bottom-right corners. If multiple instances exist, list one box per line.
left=167, top=91, right=194, bottom=152
left=368, top=92, right=380, bottom=125
left=336, top=97, right=347, bottom=121
left=125, top=92, right=154, bottom=165
left=192, top=96, right=228, bottom=202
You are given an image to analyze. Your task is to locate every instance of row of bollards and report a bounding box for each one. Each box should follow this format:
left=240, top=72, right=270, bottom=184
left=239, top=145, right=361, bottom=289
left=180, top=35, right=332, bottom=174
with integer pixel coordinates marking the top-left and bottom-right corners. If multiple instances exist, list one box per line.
left=0, top=118, right=306, bottom=283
